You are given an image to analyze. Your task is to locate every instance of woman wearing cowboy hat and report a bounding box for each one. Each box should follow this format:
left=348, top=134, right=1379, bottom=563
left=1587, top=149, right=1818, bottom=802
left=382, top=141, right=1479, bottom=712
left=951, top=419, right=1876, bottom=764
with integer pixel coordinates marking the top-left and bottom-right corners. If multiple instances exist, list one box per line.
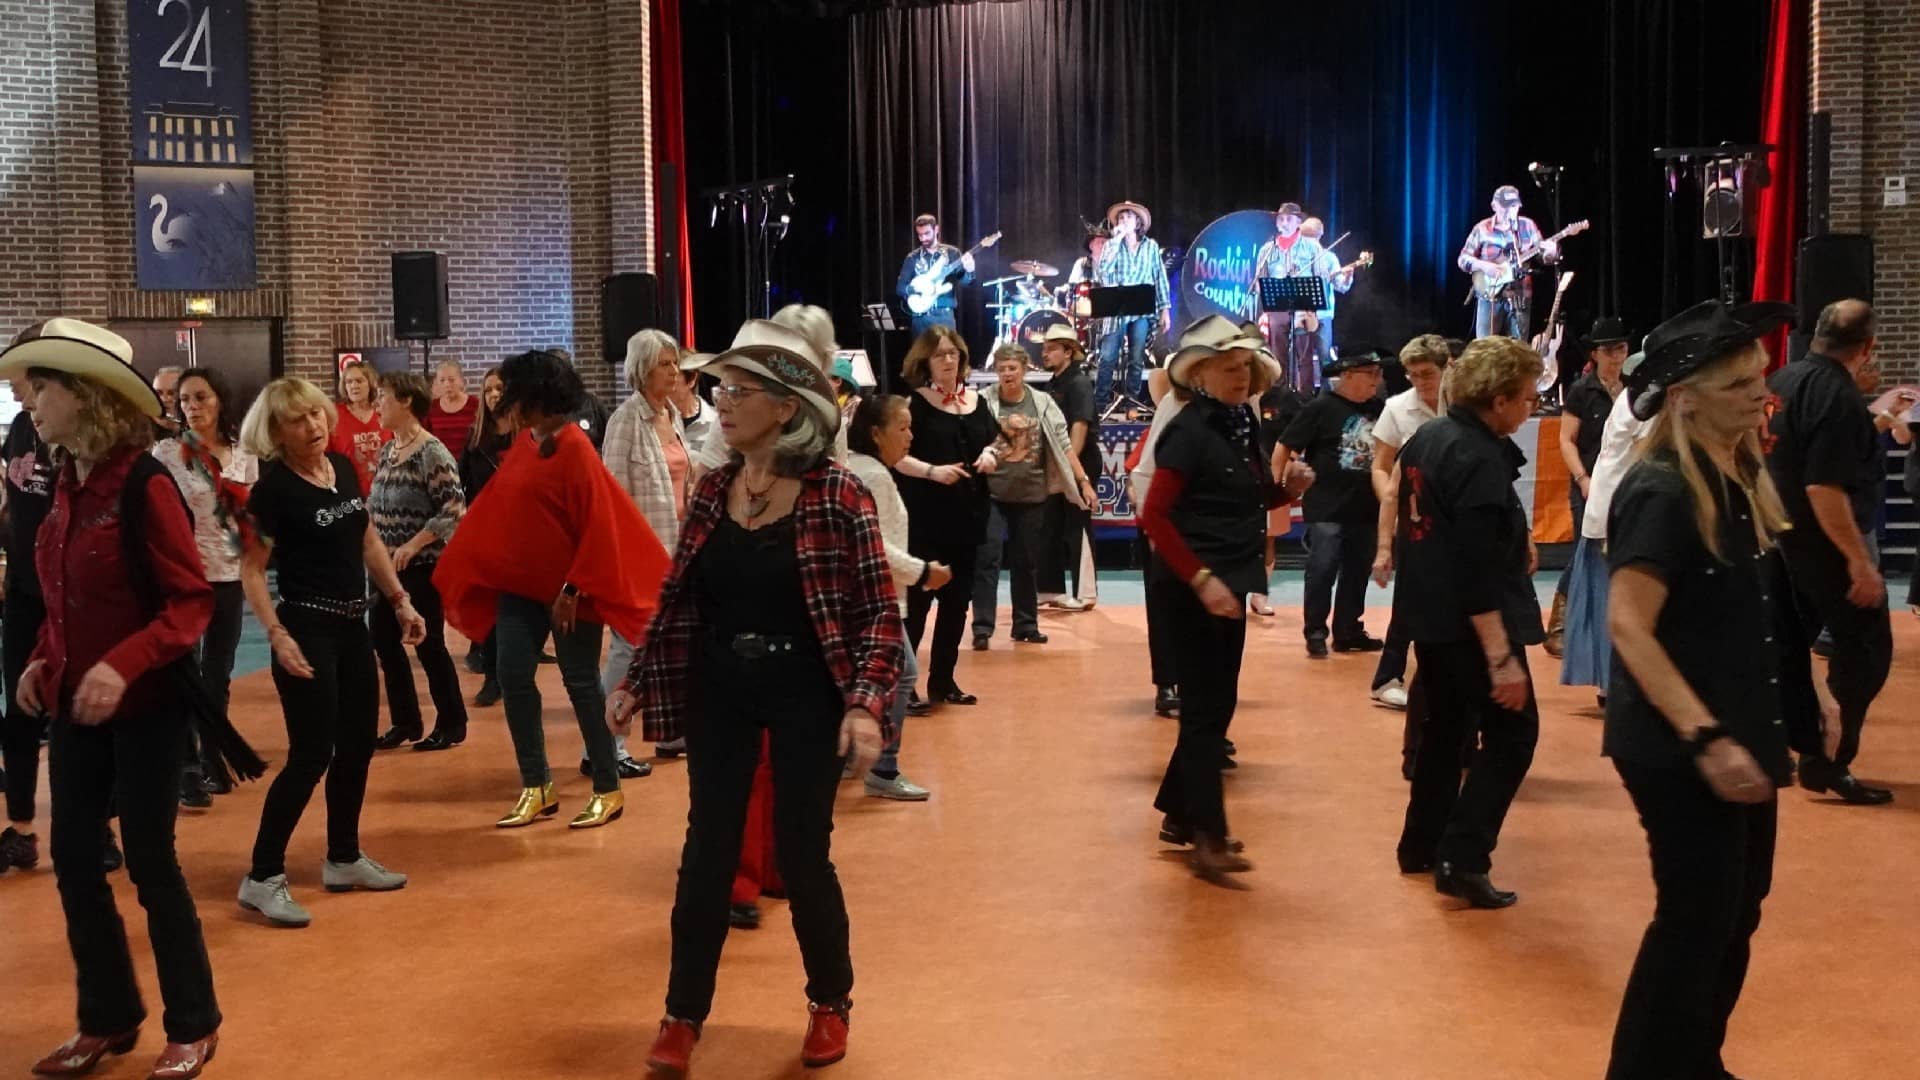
left=1137, top=315, right=1312, bottom=883
left=610, top=320, right=905, bottom=1074
left=1546, top=316, right=1632, bottom=658
left=1, top=318, right=225, bottom=1078
left=1601, top=299, right=1832, bottom=1077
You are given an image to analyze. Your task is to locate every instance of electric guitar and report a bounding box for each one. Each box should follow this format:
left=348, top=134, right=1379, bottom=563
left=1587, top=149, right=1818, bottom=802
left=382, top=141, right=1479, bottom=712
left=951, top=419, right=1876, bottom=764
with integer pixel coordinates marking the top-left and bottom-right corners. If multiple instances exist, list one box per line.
left=1470, top=219, right=1589, bottom=302
left=1530, top=270, right=1575, bottom=394
left=905, top=231, right=1002, bottom=315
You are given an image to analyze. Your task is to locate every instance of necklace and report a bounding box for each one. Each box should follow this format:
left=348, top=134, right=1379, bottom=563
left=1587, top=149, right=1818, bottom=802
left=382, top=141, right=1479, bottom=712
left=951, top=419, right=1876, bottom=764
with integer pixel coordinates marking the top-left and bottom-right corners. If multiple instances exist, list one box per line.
left=391, top=427, right=424, bottom=455
left=742, top=471, right=777, bottom=521
left=295, top=456, right=335, bottom=491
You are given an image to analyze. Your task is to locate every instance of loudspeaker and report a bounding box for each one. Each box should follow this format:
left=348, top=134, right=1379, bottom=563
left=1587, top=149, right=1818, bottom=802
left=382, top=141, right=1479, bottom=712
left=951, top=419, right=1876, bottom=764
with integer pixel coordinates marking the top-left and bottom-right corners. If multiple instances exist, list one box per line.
left=1796, top=234, right=1874, bottom=330
left=602, top=272, right=661, bottom=365
left=391, top=252, right=451, bottom=340
left=1807, top=110, right=1832, bottom=237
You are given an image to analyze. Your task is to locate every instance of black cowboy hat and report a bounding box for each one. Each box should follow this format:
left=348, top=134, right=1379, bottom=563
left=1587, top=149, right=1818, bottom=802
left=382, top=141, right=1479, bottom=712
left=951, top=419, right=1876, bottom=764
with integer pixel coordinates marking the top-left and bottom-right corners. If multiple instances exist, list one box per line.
left=1582, top=316, right=1631, bottom=348
left=1275, top=202, right=1305, bottom=219
left=1323, top=347, right=1385, bottom=380
left=1623, top=300, right=1796, bottom=420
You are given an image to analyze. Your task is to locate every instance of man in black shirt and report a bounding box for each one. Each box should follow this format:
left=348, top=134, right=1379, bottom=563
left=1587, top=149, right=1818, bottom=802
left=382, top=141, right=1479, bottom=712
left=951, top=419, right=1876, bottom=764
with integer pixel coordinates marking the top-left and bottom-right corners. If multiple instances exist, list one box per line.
left=1277, top=350, right=1386, bottom=657
left=1392, top=337, right=1546, bottom=908
left=1038, top=324, right=1099, bottom=610
left=1, top=377, right=56, bottom=869
left=1765, top=299, right=1894, bottom=805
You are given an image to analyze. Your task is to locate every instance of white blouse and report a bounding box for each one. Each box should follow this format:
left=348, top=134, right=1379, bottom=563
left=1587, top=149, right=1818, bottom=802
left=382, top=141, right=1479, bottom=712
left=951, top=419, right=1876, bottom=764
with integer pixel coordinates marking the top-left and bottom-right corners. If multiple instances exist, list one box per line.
left=153, top=437, right=259, bottom=583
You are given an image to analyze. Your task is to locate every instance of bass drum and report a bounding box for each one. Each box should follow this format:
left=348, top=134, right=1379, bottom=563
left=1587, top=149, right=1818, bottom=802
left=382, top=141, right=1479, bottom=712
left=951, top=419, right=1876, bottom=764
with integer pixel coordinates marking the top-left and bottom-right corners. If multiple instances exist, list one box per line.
left=1014, top=308, right=1075, bottom=367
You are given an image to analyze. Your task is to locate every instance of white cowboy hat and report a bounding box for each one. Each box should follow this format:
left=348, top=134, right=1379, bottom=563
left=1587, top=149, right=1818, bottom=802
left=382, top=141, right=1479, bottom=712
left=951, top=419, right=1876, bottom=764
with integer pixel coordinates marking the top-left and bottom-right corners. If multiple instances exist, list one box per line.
left=1169, top=315, right=1271, bottom=389
left=677, top=350, right=714, bottom=372
left=1039, top=322, right=1086, bottom=356
left=0, top=318, right=162, bottom=418
left=1106, top=200, right=1153, bottom=233
left=701, top=320, right=840, bottom=434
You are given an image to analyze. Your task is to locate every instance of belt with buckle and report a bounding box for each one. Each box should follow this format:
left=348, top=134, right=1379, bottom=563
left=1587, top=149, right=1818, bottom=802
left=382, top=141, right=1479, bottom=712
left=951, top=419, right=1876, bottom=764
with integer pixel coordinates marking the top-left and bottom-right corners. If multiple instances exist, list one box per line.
left=718, top=632, right=803, bottom=660
left=281, top=594, right=370, bottom=619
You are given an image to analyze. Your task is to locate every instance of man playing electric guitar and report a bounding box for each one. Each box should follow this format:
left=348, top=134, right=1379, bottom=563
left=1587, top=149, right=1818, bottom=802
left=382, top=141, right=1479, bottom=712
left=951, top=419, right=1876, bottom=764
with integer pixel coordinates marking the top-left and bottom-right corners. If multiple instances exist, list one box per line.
left=897, top=213, right=979, bottom=339
left=1456, top=185, right=1560, bottom=340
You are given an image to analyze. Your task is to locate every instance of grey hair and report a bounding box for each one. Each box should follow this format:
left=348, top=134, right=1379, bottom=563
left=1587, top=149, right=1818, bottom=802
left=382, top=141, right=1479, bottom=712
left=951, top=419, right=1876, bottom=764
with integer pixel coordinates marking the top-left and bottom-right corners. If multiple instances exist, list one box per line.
left=153, top=365, right=185, bottom=382
left=622, top=329, right=681, bottom=392
left=771, top=304, right=838, bottom=373
left=729, top=374, right=832, bottom=476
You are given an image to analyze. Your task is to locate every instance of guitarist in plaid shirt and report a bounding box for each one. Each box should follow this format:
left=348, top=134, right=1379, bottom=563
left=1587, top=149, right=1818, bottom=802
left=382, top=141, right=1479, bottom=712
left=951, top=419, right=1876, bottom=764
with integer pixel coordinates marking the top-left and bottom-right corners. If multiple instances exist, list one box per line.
left=1457, top=185, right=1561, bottom=340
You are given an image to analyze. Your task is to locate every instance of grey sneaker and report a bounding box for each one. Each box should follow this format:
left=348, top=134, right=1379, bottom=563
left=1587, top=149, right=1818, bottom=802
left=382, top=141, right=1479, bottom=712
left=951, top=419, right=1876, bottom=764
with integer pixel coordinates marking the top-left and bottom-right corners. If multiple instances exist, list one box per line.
left=323, top=853, right=409, bottom=893
left=1371, top=679, right=1409, bottom=710
left=238, top=874, right=312, bottom=928
left=865, top=772, right=931, bottom=801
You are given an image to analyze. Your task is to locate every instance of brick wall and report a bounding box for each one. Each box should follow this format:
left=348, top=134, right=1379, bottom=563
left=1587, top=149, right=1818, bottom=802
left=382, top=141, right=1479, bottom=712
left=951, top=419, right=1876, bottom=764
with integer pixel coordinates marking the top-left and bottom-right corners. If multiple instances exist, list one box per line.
left=0, top=0, right=656, bottom=399
left=1812, top=0, right=1919, bottom=378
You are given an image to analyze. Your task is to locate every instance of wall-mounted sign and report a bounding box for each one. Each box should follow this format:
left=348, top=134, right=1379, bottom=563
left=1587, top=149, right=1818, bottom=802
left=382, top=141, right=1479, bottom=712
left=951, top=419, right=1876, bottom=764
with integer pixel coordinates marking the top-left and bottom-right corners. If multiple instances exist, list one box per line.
left=128, top=0, right=253, bottom=165
left=134, top=166, right=257, bottom=290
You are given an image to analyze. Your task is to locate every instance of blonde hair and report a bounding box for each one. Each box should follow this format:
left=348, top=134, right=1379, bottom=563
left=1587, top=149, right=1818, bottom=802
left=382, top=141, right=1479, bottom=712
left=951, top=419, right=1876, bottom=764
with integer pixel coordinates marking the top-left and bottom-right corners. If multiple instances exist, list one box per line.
left=771, top=304, right=838, bottom=374
left=29, top=370, right=152, bottom=462
left=622, top=329, right=681, bottom=392
left=1631, top=344, right=1790, bottom=561
left=901, top=325, right=969, bottom=387
left=241, top=376, right=335, bottom=460
left=1444, top=337, right=1542, bottom=409
left=1399, top=333, right=1451, bottom=370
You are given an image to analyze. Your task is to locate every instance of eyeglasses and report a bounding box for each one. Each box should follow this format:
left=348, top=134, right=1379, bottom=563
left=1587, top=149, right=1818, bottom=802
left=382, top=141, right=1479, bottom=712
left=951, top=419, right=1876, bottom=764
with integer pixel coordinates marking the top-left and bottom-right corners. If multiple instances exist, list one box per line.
left=713, top=384, right=771, bottom=404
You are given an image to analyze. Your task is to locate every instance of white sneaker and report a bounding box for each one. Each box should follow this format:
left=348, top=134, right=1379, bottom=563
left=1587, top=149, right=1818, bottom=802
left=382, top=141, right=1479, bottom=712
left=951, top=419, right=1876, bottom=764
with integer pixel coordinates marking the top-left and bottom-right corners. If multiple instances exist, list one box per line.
left=238, top=874, right=312, bottom=927
left=1046, top=596, right=1088, bottom=612
left=322, top=853, right=409, bottom=892
left=864, top=772, right=931, bottom=801
left=1371, top=679, right=1409, bottom=711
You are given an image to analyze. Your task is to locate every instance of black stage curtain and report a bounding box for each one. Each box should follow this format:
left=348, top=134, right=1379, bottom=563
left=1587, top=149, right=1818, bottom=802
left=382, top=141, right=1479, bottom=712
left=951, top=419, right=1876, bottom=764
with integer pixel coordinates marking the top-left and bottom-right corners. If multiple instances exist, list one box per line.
left=683, top=0, right=1768, bottom=367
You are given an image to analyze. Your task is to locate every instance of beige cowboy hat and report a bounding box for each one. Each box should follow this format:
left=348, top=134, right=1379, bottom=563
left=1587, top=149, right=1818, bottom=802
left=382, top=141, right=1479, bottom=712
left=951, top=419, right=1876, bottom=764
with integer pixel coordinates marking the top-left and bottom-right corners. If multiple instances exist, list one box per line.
left=677, top=350, right=715, bottom=372
left=1237, top=320, right=1284, bottom=377
left=1169, top=316, right=1274, bottom=389
left=701, top=320, right=840, bottom=434
left=0, top=318, right=162, bottom=418
left=1106, top=200, right=1153, bottom=233
left=1038, top=322, right=1086, bottom=358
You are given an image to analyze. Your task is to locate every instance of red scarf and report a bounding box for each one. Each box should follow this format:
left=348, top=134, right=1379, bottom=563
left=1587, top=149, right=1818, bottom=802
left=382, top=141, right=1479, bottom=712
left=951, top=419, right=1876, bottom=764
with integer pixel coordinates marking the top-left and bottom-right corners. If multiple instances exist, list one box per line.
left=174, top=432, right=257, bottom=551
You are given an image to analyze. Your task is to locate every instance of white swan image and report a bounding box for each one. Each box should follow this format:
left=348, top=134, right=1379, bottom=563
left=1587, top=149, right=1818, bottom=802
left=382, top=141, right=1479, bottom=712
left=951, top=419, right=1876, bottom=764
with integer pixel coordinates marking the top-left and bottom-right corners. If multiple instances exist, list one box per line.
left=149, top=194, right=190, bottom=252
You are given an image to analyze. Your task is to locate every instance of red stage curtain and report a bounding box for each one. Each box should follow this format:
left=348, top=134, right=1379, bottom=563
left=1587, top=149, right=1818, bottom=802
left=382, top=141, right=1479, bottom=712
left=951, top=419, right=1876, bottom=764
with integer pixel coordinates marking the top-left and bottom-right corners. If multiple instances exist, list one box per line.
left=652, top=0, right=695, bottom=347
left=1753, top=0, right=1807, bottom=368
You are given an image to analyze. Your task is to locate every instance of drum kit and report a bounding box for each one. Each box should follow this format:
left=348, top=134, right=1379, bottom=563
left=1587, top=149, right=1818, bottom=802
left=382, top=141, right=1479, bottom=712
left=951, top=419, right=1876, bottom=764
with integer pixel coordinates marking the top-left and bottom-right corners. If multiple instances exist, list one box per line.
left=983, top=259, right=1096, bottom=366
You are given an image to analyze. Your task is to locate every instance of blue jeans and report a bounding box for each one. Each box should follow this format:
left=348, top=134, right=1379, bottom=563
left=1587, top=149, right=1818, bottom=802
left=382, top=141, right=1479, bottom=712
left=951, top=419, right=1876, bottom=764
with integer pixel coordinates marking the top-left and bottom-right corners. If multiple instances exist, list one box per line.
left=911, top=309, right=957, bottom=341
left=1302, top=520, right=1374, bottom=644
left=1096, top=317, right=1152, bottom=403
left=1474, top=293, right=1528, bottom=340
left=876, top=647, right=918, bottom=776
left=496, top=592, right=619, bottom=793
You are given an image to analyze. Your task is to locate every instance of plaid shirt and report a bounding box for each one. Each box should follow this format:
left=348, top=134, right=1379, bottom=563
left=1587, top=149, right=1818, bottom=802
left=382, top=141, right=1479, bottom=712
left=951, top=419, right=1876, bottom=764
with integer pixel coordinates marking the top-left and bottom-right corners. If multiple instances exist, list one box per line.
left=627, top=459, right=906, bottom=744
left=601, top=391, right=687, bottom=551
left=1096, top=235, right=1171, bottom=315
left=1456, top=215, right=1544, bottom=273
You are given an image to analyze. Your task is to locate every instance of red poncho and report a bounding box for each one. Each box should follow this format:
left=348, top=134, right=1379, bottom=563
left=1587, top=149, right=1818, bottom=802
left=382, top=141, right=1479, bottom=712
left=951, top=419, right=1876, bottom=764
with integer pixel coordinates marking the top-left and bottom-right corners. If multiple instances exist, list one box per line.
left=433, top=424, right=669, bottom=644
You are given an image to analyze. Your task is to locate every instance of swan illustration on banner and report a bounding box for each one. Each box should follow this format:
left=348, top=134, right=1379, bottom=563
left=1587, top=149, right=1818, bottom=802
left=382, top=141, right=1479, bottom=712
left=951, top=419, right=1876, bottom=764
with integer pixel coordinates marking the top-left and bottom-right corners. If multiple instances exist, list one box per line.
left=149, top=193, right=191, bottom=253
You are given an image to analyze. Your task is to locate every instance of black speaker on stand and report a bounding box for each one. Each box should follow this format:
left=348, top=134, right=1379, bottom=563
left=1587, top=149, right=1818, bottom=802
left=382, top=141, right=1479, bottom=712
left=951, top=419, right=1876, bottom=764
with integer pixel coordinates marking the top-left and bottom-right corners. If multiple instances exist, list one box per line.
left=392, top=251, right=451, bottom=375
left=602, top=272, right=662, bottom=366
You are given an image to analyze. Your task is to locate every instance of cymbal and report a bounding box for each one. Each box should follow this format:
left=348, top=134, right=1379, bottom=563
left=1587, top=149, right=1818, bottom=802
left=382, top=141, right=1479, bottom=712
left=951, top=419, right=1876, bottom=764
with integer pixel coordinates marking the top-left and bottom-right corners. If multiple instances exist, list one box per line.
left=983, top=274, right=1025, bottom=287
left=1010, top=260, right=1059, bottom=277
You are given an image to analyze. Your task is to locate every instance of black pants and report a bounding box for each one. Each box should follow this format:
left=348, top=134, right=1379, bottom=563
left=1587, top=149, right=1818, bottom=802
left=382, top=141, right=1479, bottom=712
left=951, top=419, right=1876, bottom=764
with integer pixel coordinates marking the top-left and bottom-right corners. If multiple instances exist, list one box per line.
left=906, top=539, right=978, bottom=696
left=1150, top=563, right=1245, bottom=839
left=1397, top=640, right=1539, bottom=873
left=181, top=582, right=245, bottom=787
left=370, top=563, right=469, bottom=740
left=250, top=606, right=379, bottom=879
left=49, top=709, right=220, bottom=1043
left=1372, top=609, right=1411, bottom=690
left=666, top=637, right=851, bottom=1021
left=1607, top=759, right=1776, bottom=1079
left=1302, top=521, right=1375, bottom=644
left=1784, top=545, right=1892, bottom=783
left=2, top=587, right=48, bottom=823
left=972, top=499, right=1046, bottom=638
left=1141, top=540, right=1179, bottom=690
left=1039, top=494, right=1093, bottom=598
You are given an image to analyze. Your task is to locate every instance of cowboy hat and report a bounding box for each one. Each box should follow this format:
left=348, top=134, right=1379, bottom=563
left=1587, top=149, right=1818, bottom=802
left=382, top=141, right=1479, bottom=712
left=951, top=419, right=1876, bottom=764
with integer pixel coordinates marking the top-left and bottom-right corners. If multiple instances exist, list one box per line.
left=1169, top=315, right=1268, bottom=389
left=677, top=350, right=714, bottom=372
left=1039, top=322, right=1086, bottom=357
left=1624, top=300, right=1796, bottom=420
left=1582, top=316, right=1631, bottom=348
left=1106, top=200, right=1153, bottom=233
left=1274, top=202, right=1305, bottom=220
left=701, top=320, right=840, bottom=434
left=0, top=318, right=162, bottom=418
left=1322, top=348, right=1385, bottom=381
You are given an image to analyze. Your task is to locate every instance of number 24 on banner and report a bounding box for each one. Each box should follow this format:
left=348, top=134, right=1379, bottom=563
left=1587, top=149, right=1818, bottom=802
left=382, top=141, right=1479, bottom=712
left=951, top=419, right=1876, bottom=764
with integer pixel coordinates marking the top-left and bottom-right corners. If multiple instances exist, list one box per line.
left=156, top=0, right=216, bottom=88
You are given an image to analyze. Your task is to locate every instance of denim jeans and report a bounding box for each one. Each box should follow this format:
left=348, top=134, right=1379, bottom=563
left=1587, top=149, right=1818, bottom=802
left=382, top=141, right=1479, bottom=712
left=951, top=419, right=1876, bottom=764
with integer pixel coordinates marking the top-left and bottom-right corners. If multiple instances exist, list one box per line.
left=1096, top=317, right=1152, bottom=403
left=972, top=499, right=1045, bottom=638
left=875, top=647, right=918, bottom=776
left=1474, top=292, right=1529, bottom=340
left=1302, top=521, right=1375, bottom=644
left=495, top=592, right=619, bottom=794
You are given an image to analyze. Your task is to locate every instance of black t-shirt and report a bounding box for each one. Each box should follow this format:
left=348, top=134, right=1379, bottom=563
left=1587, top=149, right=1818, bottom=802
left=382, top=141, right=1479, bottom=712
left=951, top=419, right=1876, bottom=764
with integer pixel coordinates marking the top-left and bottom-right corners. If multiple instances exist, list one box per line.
left=1258, top=383, right=1309, bottom=461
left=1280, top=391, right=1382, bottom=524
left=1562, top=372, right=1616, bottom=476
left=1153, top=397, right=1273, bottom=597
left=1766, top=352, right=1878, bottom=538
left=1, top=418, right=56, bottom=598
left=1603, top=451, right=1812, bottom=784
left=1046, top=362, right=1101, bottom=480
left=248, top=451, right=370, bottom=603
left=1392, top=408, right=1544, bottom=646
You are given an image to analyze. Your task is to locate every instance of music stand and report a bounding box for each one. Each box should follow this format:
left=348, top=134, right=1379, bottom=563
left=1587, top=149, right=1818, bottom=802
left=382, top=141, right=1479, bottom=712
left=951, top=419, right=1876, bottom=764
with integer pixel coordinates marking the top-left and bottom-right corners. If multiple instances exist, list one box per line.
left=1088, top=285, right=1160, bottom=418
left=861, top=304, right=899, bottom=394
left=1259, top=277, right=1329, bottom=393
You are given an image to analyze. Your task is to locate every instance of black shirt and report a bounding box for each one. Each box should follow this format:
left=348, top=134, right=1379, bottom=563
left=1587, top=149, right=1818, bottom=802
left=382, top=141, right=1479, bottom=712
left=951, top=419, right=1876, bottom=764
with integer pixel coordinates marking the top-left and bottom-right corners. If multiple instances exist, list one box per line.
left=1153, top=396, right=1274, bottom=597
left=1280, top=391, right=1382, bottom=524
left=1258, top=382, right=1309, bottom=461
left=461, top=428, right=515, bottom=502
left=696, top=515, right=814, bottom=641
left=897, top=392, right=996, bottom=550
left=1046, top=362, right=1102, bottom=481
left=248, top=451, right=370, bottom=603
left=2, top=418, right=56, bottom=599
left=1393, top=407, right=1545, bottom=647
left=1767, top=352, right=1879, bottom=537
left=1562, top=372, right=1617, bottom=476
left=1603, top=451, right=1813, bottom=785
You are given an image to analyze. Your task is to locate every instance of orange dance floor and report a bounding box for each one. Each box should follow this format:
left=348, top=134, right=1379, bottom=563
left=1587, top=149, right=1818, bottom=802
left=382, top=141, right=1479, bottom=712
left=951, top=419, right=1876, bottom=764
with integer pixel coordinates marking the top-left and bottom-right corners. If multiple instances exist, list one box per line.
left=4, top=601, right=1917, bottom=1078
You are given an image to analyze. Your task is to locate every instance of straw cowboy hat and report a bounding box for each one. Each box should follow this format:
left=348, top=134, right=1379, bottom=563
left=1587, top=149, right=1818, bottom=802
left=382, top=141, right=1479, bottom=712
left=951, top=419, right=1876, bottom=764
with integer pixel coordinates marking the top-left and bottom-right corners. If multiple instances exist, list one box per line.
left=1106, top=200, right=1153, bottom=233
left=1169, top=315, right=1273, bottom=389
left=0, top=318, right=162, bottom=418
left=1039, top=322, right=1086, bottom=358
left=701, top=320, right=841, bottom=433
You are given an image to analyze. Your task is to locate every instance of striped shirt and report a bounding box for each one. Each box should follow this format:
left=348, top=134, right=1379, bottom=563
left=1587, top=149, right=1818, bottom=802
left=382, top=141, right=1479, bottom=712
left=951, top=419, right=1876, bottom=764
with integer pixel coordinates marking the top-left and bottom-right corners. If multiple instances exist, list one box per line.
left=368, top=434, right=465, bottom=562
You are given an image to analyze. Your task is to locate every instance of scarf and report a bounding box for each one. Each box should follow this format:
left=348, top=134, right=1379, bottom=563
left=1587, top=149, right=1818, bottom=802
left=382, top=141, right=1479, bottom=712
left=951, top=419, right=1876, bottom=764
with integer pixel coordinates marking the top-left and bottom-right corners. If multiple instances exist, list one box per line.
left=174, top=431, right=256, bottom=551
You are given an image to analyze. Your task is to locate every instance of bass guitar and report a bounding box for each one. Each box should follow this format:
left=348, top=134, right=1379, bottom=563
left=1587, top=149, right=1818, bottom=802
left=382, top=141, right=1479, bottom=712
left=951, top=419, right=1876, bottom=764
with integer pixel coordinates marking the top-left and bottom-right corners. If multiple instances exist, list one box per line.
left=1530, top=270, right=1576, bottom=394
left=1470, top=220, right=1589, bottom=302
left=905, top=231, right=1002, bottom=315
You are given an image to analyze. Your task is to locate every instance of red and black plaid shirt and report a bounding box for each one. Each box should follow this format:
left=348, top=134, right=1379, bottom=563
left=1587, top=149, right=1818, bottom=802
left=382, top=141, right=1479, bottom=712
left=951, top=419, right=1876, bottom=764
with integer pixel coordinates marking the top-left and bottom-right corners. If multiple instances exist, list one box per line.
left=627, top=459, right=905, bottom=744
